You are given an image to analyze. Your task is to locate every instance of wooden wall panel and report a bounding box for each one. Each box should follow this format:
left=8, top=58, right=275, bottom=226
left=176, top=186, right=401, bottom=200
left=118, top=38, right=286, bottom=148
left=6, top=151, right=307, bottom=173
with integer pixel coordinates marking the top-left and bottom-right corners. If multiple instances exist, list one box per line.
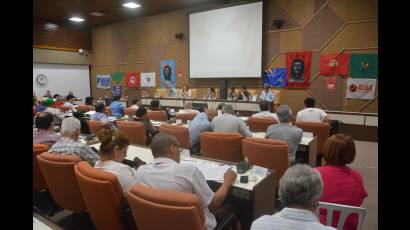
left=91, top=0, right=378, bottom=113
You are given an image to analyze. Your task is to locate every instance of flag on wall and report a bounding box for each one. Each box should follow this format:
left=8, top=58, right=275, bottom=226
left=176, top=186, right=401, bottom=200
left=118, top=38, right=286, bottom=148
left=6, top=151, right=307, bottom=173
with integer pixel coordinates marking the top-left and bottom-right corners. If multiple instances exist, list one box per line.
left=325, top=77, right=336, bottom=90
left=111, top=72, right=124, bottom=83
left=286, top=51, right=312, bottom=89
left=96, top=74, right=111, bottom=89
left=124, top=72, right=141, bottom=88
left=141, top=72, right=156, bottom=87
left=160, top=60, right=176, bottom=89
left=112, top=85, right=122, bottom=97
left=346, top=78, right=376, bottom=100
left=264, top=68, right=287, bottom=88
left=350, top=54, right=378, bottom=78
left=320, top=53, right=349, bottom=76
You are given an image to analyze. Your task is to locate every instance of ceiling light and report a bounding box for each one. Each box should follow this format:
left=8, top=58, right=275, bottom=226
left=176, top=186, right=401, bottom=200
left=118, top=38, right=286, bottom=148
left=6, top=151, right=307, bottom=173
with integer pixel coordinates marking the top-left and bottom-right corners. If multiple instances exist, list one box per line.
left=122, top=2, right=141, bottom=8
left=90, top=12, right=104, bottom=16
left=44, top=23, right=58, bottom=30
left=69, top=17, right=84, bottom=22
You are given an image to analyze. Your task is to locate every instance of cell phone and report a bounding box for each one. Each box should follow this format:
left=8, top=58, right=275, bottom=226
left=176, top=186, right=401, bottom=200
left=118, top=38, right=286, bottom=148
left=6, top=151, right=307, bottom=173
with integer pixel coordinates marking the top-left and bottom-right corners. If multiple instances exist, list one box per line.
left=240, top=176, right=248, bottom=183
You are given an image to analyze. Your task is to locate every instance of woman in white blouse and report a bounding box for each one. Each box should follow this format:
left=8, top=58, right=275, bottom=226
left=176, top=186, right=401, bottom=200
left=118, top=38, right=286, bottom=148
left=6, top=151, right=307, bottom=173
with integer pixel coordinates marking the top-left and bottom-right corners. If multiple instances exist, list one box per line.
left=94, top=129, right=138, bottom=196
left=180, top=84, right=192, bottom=98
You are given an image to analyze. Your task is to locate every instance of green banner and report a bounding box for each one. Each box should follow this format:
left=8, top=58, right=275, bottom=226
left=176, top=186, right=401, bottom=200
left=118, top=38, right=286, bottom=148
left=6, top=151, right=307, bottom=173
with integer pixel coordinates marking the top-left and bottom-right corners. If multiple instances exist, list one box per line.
left=350, top=54, right=378, bottom=78
left=111, top=72, right=124, bottom=83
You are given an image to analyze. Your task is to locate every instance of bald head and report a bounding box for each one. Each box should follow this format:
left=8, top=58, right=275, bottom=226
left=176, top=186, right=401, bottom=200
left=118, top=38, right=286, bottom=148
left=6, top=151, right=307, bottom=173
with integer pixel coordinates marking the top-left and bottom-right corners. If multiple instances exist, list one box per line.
left=206, top=107, right=218, bottom=121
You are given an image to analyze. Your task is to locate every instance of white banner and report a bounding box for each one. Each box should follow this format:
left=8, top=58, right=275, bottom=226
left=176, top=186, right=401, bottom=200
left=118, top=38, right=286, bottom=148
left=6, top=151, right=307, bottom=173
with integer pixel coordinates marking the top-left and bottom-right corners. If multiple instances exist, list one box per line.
left=141, top=72, right=156, bottom=87
left=96, top=74, right=111, bottom=89
left=346, top=78, right=376, bottom=100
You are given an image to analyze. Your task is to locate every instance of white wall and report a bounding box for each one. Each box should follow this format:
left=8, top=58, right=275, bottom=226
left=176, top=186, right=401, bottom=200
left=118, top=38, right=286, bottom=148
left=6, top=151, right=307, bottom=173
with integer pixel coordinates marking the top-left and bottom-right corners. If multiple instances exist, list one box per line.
left=33, top=63, right=91, bottom=101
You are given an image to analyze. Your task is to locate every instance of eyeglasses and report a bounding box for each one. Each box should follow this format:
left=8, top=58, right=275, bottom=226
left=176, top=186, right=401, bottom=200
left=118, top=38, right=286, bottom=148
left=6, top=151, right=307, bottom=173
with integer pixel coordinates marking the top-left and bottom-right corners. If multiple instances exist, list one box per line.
left=173, top=144, right=183, bottom=153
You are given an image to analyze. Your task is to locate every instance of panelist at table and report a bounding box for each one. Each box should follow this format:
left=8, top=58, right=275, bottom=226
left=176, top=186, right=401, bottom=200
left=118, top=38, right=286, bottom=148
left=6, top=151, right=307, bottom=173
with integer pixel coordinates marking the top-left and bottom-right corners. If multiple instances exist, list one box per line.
left=135, top=133, right=238, bottom=230
left=179, top=84, right=192, bottom=98
left=259, top=84, right=276, bottom=102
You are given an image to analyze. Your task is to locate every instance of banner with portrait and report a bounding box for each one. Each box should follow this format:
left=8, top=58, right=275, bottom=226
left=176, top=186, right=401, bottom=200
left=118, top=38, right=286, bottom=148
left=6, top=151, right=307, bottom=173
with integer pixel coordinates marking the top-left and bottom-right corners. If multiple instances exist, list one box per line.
left=96, top=74, right=111, bottom=89
left=286, top=51, right=312, bottom=89
left=346, top=78, right=376, bottom=100
left=160, top=60, right=176, bottom=89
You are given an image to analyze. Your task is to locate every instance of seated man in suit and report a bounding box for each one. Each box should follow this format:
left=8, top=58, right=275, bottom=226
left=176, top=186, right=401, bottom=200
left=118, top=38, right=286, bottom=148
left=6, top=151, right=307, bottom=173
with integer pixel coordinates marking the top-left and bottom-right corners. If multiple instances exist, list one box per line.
left=297, top=97, right=329, bottom=122
left=252, top=100, right=278, bottom=121
left=33, top=112, right=60, bottom=146
left=212, top=104, right=252, bottom=137
left=49, top=117, right=99, bottom=166
left=135, top=133, right=237, bottom=230
left=265, top=105, right=303, bottom=163
left=251, top=164, right=333, bottom=230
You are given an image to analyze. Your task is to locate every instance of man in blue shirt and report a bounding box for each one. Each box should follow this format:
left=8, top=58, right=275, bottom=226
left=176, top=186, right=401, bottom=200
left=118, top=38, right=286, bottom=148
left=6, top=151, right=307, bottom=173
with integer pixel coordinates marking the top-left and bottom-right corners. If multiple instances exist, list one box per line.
left=110, top=96, right=124, bottom=118
left=188, top=104, right=217, bottom=154
left=260, top=84, right=276, bottom=102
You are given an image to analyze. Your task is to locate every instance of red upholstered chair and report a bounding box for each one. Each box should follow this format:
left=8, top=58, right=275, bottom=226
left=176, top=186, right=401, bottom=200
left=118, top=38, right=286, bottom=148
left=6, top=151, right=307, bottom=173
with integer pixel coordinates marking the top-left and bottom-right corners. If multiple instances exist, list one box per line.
left=124, top=108, right=137, bottom=116
left=127, top=184, right=205, bottom=230
left=147, top=110, right=168, bottom=122
left=176, top=112, right=198, bottom=123
left=37, top=152, right=86, bottom=212
left=159, top=124, right=190, bottom=149
left=75, top=161, right=130, bottom=230
left=33, top=144, right=50, bottom=191
left=242, top=137, right=289, bottom=182
left=88, top=120, right=104, bottom=135
left=247, top=116, right=278, bottom=132
left=295, top=121, right=331, bottom=154
left=200, top=132, right=243, bottom=162
left=76, top=105, right=92, bottom=112
left=116, top=121, right=147, bottom=146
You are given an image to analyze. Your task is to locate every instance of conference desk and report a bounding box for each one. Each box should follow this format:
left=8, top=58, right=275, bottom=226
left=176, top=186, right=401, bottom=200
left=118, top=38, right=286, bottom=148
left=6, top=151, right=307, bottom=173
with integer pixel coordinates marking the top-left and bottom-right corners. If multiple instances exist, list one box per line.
left=251, top=132, right=318, bottom=167
left=89, top=143, right=277, bottom=230
left=141, top=98, right=277, bottom=116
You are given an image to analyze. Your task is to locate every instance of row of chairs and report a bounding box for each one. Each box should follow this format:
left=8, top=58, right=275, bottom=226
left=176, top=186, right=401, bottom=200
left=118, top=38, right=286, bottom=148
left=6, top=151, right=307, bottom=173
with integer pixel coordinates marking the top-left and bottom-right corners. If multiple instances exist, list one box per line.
left=33, top=145, right=222, bottom=230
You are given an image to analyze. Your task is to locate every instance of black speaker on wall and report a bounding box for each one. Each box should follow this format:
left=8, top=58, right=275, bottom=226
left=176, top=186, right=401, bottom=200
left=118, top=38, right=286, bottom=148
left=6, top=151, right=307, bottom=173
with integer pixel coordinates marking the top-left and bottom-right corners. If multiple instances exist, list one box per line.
left=175, top=33, right=184, bottom=40
left=220, top=80, right=227, bottom=99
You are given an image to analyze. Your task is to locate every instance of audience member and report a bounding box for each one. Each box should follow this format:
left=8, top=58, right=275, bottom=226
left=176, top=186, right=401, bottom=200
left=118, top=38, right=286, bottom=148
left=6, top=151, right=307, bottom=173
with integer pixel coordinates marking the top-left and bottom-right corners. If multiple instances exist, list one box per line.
left=189, top=104, right=217, bottom=154
left=43, top=90, right=52, bottom=98
left=128, top=99, right=140, bottom=110
left=150, top=99, right=171, bottom=120
left=212, top=104, right=252, bottom=137
left=252, top=100, right=278, bottom=121
left=53, top=94, right=64, bottom=107
left=135, top=133, right=237, bottom=230
left=265, top=105, right=302, bottom=163
left=43, top=98, right=65, bottom=125
left=134, top=106, right=158, bottom=144
left=316, top=134, right=368, bottom=230
left=94, top=129, right=137, bottom=195
left=64, top=94, right=77, bottom=112
left=33, top=112, right=60, bottom=146
left=181, top=101, right=199, bottom=114
left=251, top=164, right=333, bottom=230
left=85, top=96, right=96, bottom=110
left=296, top=97, right=329, bottom=122
left=49, top=117, right=99, bottom=166
left=110, top=96, right=124, bottom=118
left=91, top=102, right=116, bottom=130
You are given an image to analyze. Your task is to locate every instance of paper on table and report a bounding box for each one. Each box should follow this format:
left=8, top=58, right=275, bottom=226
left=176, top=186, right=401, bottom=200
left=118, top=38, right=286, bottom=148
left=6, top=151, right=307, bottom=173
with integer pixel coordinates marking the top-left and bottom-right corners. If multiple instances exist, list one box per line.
left=181, top=160, right=231, bottom=181
left=85, top=111, right=96, bottom=115
left=252, top=132, right=265, bottom=139
left=303, top=132, right=313, bottom=138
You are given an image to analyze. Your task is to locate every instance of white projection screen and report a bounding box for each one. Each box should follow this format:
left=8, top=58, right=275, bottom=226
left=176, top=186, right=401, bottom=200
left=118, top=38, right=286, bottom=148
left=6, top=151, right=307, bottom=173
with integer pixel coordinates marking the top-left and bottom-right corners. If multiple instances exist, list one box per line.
left=189, top=1, right=263, bottom=78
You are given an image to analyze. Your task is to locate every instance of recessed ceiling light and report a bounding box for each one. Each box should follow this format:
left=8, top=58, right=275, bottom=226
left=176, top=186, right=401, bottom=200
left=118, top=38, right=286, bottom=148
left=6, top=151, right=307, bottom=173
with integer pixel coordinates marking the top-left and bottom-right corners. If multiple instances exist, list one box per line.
left=69, top=17, right=84, bottom=22
left=122, top=2, right=141, bottom=8
left=90, top=12, right=104, bottom=16
left=44, top=23, right=58, bottom=30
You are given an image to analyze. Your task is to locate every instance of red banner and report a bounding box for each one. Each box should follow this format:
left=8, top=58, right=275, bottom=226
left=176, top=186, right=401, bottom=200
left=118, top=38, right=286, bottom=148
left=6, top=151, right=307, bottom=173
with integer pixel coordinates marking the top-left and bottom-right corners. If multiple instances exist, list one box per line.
left=320, top=53, right=349, bottom=76
left=286, top=51, right=312, bottom=89
left=124, top=72, right=141, bottom=88
left=325, top=77, right=336, bottom=90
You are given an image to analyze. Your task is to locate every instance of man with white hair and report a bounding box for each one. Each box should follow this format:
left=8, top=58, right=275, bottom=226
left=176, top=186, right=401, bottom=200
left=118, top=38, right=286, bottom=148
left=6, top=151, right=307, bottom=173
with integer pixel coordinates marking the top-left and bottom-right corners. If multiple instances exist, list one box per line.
left=211, top=104, right=252, bottom=137
left=265, top=105, right=302, bottom=163
left=49, top=117, right=99, bottom=166
left=251, top=164, right=335, bottom=230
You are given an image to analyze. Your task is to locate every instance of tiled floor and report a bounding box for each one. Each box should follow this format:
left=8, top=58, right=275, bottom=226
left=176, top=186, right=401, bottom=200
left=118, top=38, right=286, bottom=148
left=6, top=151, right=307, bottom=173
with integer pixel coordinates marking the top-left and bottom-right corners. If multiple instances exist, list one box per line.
left=348, top=141, right=378, bottom=230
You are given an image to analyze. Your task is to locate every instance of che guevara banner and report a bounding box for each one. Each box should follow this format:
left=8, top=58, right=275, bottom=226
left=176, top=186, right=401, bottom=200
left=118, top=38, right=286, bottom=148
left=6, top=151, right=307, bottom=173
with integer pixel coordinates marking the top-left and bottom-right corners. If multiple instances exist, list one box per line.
left=350, top=54, right=378, bottom=78
left=264, top=68, right=287, bottom=88
left=346, top=78, right=376, bottom=100
left=124, top=72, right=141, bottom=88
left=286, top=51, right=312, bottom=89
left=320, top=53, right=349, bottom=76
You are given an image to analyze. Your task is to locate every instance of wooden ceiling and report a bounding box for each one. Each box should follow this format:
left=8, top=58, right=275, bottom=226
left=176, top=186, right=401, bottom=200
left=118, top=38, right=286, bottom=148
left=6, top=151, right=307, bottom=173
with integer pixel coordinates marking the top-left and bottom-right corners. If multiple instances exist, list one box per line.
left=33, top=0, right=228, bottom=27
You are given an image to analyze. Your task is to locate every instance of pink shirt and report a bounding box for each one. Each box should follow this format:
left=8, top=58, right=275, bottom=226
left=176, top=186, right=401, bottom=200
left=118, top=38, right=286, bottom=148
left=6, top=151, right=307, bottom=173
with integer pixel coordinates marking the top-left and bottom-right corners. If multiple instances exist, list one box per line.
left=315, top=166, right=367, bottom=230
